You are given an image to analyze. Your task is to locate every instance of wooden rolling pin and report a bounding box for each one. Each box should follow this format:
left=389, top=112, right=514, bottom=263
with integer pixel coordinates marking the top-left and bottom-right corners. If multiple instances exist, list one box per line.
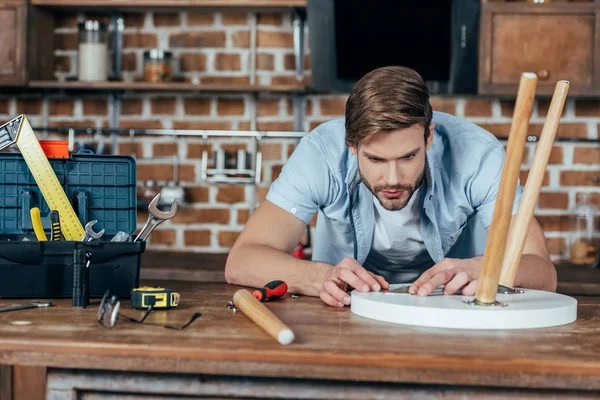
left=475, top=72, right=537, bottom=304
left=233, top=289, right=295, bottom=345
left=499, top=80, right=570, bottom=289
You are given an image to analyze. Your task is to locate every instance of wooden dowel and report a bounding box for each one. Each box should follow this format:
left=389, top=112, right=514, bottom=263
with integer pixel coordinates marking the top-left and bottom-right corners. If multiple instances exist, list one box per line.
left=475, top=73, right=538, bottom=304
left=499, top=81, right=570, bottom=288
left=233, top=289, right=295, bottom=345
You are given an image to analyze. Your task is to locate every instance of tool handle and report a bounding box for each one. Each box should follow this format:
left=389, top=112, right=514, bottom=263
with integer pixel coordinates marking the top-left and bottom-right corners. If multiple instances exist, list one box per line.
left=233, top=289, right=295, bottom=345
left=252, top=280, right=288, bottom=302
left=72, top=249, right=88, bottom=307
left=135, top=215, right=164, bottom=242
left=475, top=73, right=537, bottom=304
left=49, top=210, right=62, bottom=241
left=83, top=252, right=90, bottom=308
left=0, top=304, right=35, bottom=313
left=499, top=81, right=570, bottom=288
left=30, top=207, right=47, bottom=241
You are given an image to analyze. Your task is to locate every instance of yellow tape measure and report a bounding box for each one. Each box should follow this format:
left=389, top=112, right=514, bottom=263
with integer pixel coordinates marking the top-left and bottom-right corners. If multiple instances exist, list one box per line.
left=0, top=115, right=85, bottom=241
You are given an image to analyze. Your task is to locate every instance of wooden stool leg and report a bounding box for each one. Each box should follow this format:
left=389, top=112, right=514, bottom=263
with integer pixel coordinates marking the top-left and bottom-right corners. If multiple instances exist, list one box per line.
left=475, top=73, right=537, bottom=304
left=499, top=81, right=570, bottom=288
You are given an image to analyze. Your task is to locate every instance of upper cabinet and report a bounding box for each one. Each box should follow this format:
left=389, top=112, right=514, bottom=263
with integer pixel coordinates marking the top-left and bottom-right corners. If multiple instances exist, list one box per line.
left=0, top=0, right=54, bottom=86
left=479, top=1, right=600, bottom=96
left=0, top=0, right=27, bottom=85
left=30, top=0, right=305, bottom=5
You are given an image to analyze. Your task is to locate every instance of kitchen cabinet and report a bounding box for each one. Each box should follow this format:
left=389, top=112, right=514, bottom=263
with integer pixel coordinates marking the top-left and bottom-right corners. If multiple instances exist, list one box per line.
left=479, top=1, right=600, bottom=96
left=0, top=0, right=54, bottom=85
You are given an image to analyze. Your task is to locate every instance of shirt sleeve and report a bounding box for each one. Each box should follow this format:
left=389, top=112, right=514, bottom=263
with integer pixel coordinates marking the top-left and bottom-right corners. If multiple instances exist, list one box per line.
left=468, top=141, right=523, bottom=229
left=265, top=136, right=337, bottom=225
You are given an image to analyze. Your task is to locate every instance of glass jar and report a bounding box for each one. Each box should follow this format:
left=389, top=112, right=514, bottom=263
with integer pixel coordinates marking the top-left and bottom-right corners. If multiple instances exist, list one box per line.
left=569, top=193, right=599, bottom=267
left=144, top=49, right=173, bottom=82
left=78, top=20, right=108, bottom=82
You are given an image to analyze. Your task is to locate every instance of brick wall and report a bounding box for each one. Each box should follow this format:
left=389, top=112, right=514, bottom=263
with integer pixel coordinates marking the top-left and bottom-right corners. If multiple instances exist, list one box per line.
left=0, top=10, right=598, bottom=262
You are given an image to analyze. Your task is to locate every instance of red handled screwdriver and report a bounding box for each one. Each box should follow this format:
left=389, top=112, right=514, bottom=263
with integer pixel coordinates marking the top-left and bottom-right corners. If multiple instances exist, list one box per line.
left=252, top=280, right=288, bottom=302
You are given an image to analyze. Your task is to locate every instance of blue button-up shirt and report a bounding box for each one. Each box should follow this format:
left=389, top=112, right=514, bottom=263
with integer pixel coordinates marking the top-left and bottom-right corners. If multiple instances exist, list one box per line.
left=266, top=112, right=522, bottom=282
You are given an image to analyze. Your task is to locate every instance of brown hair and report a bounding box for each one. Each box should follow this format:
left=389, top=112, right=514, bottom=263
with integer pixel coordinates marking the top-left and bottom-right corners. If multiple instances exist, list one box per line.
left=345, top=66, right=432, bottom=148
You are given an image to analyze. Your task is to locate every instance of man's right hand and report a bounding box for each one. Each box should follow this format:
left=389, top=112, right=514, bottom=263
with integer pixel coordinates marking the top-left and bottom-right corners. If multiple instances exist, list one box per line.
left=319, top=258, right=389, bottom=307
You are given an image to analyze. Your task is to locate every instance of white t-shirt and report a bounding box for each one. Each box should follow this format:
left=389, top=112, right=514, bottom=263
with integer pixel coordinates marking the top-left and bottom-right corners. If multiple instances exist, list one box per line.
left=363, top=186, right=434, bottom=283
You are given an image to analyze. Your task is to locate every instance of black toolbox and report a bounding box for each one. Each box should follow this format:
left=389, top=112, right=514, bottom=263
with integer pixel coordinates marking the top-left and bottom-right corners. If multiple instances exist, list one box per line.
left=0, top=152, right=144, bottom=298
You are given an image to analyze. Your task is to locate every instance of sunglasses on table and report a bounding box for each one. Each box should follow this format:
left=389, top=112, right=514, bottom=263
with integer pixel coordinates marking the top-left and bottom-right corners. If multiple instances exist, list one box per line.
left=97, top=290, right=201, bottom=330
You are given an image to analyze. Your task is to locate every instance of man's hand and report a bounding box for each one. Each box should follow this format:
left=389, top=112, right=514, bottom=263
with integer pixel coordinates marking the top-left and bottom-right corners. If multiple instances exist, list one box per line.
left=409, top=257, right=483, bottom=296
left=320, top=258, right=389, bottom=307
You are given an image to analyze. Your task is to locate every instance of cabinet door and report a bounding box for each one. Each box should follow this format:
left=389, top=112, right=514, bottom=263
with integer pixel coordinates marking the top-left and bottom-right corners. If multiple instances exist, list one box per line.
left=0, top=0, right=26, bottom=85
left=479, top=3, right=599, bottom=96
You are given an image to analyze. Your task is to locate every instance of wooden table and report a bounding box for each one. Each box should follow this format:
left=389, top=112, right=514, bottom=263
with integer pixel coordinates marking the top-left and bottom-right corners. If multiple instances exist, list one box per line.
left=139, top=251, right=600, bottom=295
left=1, top=281, right=600, bottom=399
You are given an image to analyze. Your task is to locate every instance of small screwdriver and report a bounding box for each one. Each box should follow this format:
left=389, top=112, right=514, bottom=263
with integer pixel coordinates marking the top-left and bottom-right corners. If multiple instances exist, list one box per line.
left=252, top=280, right=288, bottom=302
left=49, top=210, right=62, bottom=241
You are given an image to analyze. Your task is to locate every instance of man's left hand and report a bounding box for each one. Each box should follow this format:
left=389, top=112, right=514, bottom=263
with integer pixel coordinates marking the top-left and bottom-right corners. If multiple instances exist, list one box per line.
left=409, top=257, right=483, bottom=296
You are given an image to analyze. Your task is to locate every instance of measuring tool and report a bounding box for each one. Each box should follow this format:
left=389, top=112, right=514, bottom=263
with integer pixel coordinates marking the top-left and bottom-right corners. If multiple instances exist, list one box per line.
left=131, top=286, right=180, bottom=310
left=0, top=115, right=85, bottom=241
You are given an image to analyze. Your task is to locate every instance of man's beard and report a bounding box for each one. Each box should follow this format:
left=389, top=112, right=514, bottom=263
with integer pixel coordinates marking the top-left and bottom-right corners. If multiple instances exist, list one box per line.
left=359, top=167, right=425, bottom=211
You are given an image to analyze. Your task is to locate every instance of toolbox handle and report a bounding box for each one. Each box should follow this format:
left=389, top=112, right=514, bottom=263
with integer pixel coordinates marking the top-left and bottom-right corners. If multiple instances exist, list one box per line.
left=20, top=189, right=91, bottom=232
left=20, top=189, right=50, bottom=231
left=75, top=149, right=96, bottom=156
left=76, top=190, right=90, bottom=227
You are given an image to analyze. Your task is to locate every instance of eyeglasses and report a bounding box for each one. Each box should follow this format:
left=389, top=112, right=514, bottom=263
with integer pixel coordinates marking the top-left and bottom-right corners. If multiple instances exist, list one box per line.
left=97, top=290, right=201, bottom=330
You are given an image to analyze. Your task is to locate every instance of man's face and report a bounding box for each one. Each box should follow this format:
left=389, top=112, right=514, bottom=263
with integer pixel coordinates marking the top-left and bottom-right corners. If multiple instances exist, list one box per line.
left=351, top=124, right=434, bottom=211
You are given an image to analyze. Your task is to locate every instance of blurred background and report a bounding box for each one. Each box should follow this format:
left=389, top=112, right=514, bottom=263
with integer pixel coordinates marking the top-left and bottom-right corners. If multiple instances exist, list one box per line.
left=0, top=0, right=597, bottom=265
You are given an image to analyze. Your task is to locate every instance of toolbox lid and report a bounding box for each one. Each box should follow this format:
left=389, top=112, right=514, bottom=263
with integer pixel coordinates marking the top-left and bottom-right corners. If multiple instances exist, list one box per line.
left=0, top=152, right=137, bottom=236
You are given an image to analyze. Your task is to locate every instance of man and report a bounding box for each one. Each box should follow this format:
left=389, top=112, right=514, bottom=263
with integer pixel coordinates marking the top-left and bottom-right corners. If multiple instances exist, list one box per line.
left=225, top=66, right=557, bottom=308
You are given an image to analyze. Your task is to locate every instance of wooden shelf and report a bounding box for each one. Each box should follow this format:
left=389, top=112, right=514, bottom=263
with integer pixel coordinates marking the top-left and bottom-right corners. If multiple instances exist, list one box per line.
left=28, top=80, right=308, bottom=93
left=30, top=0, right=306, bottom=7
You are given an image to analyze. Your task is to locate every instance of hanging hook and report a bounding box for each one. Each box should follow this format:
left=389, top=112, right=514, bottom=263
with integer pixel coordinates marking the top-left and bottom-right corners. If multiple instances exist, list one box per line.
left=129, top=128, right=137, bottom=160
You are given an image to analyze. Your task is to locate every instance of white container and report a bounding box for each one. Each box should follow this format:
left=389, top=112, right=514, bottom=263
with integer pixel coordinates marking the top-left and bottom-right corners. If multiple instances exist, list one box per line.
left=78, top=21, right=108, bottom=82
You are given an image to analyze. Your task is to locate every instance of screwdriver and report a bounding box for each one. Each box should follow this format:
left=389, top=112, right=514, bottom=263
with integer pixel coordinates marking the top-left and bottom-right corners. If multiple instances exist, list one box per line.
left=252, top=280, right=288, bottom=302
left=49, top=210, right=62, bottom=241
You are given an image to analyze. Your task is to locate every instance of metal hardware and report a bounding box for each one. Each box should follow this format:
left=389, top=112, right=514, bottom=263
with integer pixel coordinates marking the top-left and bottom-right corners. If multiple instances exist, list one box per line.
left=111, top=14, right=124, bottom=81
left=236, top=149, right=250, bottom=171
left=82, top=220, right=105, bottom=242
left=31, top=126, right=307, bottom=139
left=21, top=126, right=599, bottom=144
left=249, top=12, right=257, bottom=86
left=0, top=301, right=53, bottom=313
left=226, top=301, right=237, bottom=313
left=463, top=299, right=508, bottom=307
left=497, top=285, right=525, bottom=295
left=292, top=8, right=306, bottom=83
left=201, top=143, right=263, bottom=185
left=135, top=193, right=178, bottom=242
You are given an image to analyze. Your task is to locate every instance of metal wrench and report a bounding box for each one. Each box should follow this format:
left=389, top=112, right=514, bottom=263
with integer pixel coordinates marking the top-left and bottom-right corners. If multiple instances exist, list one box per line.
left=81, top=220, right=105, bottom=242
left=135, top=193, right=178, bottom=242
left=0, top=301, right=53, bottom=313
